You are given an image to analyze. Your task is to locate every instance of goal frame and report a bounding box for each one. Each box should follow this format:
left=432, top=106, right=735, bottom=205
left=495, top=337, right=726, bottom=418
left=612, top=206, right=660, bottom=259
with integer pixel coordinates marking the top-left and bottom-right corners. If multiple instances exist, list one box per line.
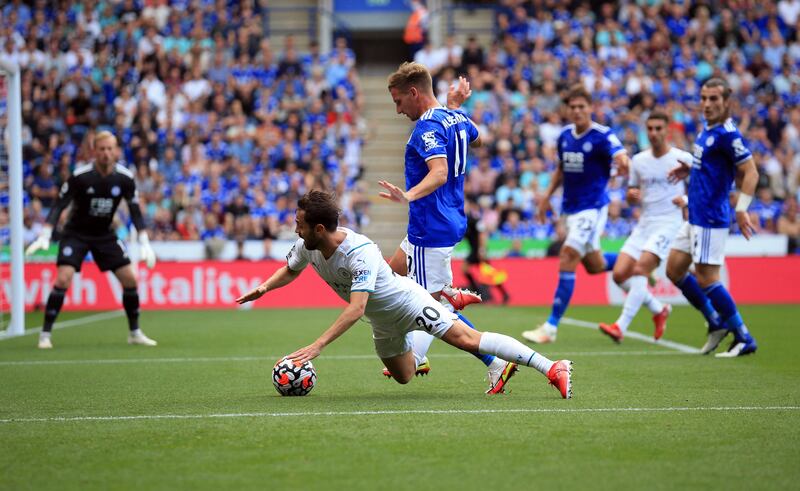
left=0, top=59, right=25, bottom=337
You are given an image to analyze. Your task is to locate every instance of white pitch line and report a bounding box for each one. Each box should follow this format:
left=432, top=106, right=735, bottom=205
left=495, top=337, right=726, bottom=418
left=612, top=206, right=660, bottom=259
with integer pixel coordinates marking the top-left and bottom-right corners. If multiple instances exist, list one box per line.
left=560, top=316, right=702, bottom=354
left=1, top=406, right=798, bottom=425
left=0, top=311, right=125, bottom=340
left=0, top=350, right=691, bottom=367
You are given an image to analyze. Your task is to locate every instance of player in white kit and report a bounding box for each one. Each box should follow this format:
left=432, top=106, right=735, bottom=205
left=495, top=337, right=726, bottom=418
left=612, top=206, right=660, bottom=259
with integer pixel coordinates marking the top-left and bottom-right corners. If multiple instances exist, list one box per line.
left=598, top=112, right=688, bottom=342
left=235, top=191, right=573, bottom=398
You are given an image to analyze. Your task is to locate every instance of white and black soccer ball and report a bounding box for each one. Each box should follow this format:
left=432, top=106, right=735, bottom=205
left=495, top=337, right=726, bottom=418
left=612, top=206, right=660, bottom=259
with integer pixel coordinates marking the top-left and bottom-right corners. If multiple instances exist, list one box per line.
left=272, top=357, right=316, bottom=396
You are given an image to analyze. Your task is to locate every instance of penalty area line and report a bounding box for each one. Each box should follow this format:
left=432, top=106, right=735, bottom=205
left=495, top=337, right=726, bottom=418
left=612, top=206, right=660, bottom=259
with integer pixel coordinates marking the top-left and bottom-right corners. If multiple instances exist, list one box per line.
left=0, top=311, right=125, bottom=341
left=560, top=317, right=701, bottom=354
left=2, top=406, right=798, bottom=424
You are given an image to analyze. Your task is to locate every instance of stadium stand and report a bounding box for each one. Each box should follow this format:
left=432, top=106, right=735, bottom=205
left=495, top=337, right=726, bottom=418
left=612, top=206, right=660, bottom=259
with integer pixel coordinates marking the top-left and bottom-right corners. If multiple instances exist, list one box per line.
left=1, top=0, right=369, bottom=258
left=422, top=0, right=800, bottom=255
left=3, top=0, right=800, bottom=256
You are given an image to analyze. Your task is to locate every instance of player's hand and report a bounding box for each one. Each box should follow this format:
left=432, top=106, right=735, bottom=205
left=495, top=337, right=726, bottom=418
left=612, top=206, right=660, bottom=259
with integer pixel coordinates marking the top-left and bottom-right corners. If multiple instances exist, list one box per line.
left=615, top=154, right=630, bottom=177
left=378, top=180, right=410, bottom=204
left=672, top=196, right=688, bottom=209
left=536, top=197, right=551, bottom=223
left=626, top=188, right=641, bottom=204
left=288, top=342, right=322, bottom=364
left=25, top=226, right=52, bottom=255
left=447, top=76, right=472, bottom=110
left=668, top=160, right=691, bottom=183
left=138, top=231, right=157, bottom=269
left=736, top=210, right=756, bottom=240
left=235, top=284, right=267, bottom=304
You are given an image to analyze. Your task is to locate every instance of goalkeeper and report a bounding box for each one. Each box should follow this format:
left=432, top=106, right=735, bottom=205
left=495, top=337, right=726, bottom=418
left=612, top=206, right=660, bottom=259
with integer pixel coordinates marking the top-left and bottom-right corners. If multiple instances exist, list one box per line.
left=26, top=131, right=158, bottom=349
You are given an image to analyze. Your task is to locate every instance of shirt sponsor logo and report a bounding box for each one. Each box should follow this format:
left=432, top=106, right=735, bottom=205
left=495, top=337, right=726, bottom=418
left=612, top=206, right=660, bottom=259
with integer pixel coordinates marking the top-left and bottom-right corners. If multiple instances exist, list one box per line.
left=421, top=131, right=438, bottom=152
left=731, top=138, right=748, bottom=157
left=352, top=269, right=371, bottom=283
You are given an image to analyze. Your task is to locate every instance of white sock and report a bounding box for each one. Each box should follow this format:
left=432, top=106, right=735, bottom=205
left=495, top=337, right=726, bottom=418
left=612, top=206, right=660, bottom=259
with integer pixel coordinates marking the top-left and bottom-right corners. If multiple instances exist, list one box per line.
left=478, top=332, right=554, bottom=375
left=39, top=331, right=51, bottom=340
left=411, top=330, right=435, bottom=367
left=619, top=277, right=662, bottom=315
left=642, top=290, right=663, bottom=314
left=617, top=275, right=648, bottom=332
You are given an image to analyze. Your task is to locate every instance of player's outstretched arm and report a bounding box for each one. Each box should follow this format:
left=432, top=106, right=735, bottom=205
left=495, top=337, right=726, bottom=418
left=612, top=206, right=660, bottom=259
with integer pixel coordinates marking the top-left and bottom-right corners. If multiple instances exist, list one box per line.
left=27, top=177, right=75, bottom=255
left=235, top=266, right=301, bottom=304
left=379, top=158, right=447, bottom=204
left=735, top=158, right=759, bottom=240
left=288, top=291, right=369, bottom=363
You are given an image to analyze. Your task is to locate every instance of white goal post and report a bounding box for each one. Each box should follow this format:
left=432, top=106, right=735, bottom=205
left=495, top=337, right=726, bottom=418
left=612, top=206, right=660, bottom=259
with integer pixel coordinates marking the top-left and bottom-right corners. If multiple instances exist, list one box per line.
left=0, top=59, right=25, bottom=337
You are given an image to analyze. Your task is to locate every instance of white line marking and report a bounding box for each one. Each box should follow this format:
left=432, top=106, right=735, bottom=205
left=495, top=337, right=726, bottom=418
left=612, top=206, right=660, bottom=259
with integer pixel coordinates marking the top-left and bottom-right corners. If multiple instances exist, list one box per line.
left=560, top=316, right=702, bottom=354
left=2, top=406, right=798, bottom=424
left=0, top=350, right=691, bottom=367
left=0, top=311, right=125, bottom=340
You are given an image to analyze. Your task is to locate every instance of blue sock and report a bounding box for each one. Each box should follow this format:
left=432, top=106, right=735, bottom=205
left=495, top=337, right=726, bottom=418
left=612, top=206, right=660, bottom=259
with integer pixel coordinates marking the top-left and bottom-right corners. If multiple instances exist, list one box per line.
left=676, top=273, right=722, bottom=330
left=546, top=271, right=576, bottom=328
left=603, top=252, right=618, bottom=271
left=703, top=282, right=752, bottom=343
left=457, top=312, right=495, bottom=367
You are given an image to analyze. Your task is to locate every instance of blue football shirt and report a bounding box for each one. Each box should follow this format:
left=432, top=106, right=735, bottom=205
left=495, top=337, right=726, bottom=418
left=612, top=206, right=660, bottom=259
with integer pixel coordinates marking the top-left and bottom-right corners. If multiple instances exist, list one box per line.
left=405, top=107, right=479, bottom=247
left=557, top=122, right=626, bottom=214
left=688, top=118, right=753, bottom=228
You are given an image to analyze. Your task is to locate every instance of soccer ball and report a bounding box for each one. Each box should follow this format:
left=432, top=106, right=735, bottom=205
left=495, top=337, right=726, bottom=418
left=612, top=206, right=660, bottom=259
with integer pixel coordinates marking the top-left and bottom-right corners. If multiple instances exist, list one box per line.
left=272, top=357, right=316, bottom=396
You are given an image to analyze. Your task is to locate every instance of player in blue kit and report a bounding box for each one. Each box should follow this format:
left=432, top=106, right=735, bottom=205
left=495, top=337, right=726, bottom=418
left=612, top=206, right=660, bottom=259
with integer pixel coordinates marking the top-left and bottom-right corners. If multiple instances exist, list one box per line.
left=666, top=78, right=758, bottom=357
left=522, top=85, right=630, bottom=344
left=377, top=62, right=517, bottom=393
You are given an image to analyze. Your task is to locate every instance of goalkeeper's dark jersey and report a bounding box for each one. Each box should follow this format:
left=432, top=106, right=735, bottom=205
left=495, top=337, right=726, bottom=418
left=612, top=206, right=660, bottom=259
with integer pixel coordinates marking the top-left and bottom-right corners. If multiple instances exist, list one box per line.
left=46, top=162, right=145, bottom=238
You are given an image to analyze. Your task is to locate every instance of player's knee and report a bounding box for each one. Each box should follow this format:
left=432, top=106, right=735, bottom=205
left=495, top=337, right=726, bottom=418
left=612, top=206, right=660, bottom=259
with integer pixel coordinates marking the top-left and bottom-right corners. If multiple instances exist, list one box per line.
left=55, top=273, right=74, bottom=289
left=612, top=270, right=628, bottom=285
left=388, top=368, right=414, bottom=384
left=665, top=264, right=683, bottom=284
left=558, top=248, right=580, bottom=271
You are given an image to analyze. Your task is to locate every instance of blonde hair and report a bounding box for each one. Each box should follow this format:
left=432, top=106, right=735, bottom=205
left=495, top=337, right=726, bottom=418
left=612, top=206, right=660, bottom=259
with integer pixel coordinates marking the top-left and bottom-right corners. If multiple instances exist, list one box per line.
left=387, top=62, right=432, bottom=93
left=94, top=130, right=117, bottom=147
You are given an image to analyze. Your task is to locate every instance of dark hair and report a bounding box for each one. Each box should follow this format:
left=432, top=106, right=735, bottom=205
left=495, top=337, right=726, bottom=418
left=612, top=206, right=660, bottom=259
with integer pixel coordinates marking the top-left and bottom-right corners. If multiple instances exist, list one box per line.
left=298, top=191, right=340, bottom=232
left=702, top=77, right=732, bottom=100
left=647, top=110, right=670, bottom=124
left=565, top=84, right=592, bottom=104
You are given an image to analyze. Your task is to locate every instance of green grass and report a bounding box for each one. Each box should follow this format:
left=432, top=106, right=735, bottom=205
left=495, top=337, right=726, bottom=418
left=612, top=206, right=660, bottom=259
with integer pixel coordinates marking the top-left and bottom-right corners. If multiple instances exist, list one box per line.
left=2, top=305, right=799, bottom=490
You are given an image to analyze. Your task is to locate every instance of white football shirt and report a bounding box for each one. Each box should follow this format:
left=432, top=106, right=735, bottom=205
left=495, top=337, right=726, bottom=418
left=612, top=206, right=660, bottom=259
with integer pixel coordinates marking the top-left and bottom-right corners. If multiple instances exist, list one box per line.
left=286, top=228, right=411, bottom=324
left=629, top=147, right=691, bottom=222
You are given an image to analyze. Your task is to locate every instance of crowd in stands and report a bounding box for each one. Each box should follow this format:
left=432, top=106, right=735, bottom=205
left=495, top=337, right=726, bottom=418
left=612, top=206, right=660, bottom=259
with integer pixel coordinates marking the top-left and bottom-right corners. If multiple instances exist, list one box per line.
left=4, top=0, right=800, bottom=258
left=0, top=0, right=370, bottom=258
left=413, top=0, right=800, bottom=254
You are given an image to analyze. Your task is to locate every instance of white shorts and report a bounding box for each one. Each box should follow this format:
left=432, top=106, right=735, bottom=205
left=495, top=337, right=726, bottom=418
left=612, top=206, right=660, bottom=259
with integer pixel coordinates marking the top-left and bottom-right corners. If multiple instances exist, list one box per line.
left=371, top=278, right=458, bottom=359
left=671, top=222, right=728, bottom=266
left=564, top=205, right=608, bottom=257
left=400, top=236, right=453, bottom=294
left=621, top=218, right=683, bottom=261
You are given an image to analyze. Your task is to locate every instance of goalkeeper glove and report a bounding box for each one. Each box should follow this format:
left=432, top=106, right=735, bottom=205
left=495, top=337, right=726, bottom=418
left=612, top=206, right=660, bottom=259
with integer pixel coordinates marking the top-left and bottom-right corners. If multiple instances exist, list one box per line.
left=138, top=231, right=157, bottom=269
left=25, top=225, right=52, bottom=255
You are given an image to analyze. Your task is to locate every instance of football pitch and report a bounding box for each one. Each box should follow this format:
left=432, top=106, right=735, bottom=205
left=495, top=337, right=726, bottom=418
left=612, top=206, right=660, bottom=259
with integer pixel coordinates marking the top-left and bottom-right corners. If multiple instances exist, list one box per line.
left=2, top=305, right=798, bottom=490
